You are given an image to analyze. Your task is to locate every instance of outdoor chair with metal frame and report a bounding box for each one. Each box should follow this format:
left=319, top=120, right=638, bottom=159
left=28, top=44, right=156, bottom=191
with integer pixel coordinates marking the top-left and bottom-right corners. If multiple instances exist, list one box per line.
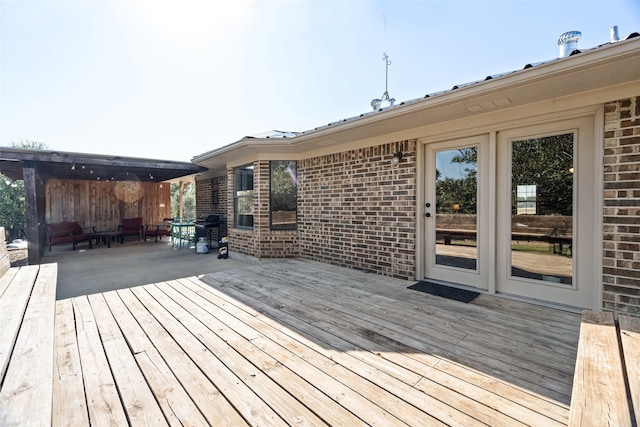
left=144, top=218, right=173, bottom=242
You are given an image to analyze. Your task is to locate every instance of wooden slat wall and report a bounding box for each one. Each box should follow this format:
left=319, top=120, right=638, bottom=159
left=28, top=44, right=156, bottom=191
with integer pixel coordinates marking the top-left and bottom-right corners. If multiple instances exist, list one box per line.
left=45, top=180, right=171, bottom=231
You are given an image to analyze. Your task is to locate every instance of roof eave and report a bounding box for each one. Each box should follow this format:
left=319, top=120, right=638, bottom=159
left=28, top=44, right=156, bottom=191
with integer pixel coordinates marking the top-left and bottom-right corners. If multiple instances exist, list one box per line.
left=193, top=36, right=640, bottom=171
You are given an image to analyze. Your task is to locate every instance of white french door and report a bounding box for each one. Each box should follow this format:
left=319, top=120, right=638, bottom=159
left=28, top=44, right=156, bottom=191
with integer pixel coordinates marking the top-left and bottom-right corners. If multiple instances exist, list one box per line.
left=422, top=115, right=598, bottom=309
left=495, top=117, right=596, bottom=308
left=424, top=135, right=490, bottom=290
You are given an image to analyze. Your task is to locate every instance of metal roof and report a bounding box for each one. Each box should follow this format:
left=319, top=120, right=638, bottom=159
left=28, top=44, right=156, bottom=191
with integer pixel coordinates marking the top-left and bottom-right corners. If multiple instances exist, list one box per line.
left=295, top=32, right=639, bottom=137
left=193, top=31, right=639, bottom=165
left=0, top=147, right=206, bottom=183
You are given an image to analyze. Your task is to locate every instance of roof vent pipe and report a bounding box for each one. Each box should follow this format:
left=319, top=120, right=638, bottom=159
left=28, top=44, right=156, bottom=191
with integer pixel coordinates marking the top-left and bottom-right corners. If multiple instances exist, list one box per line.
left=610, top=25, right=620, bottom=43
left=558, top=30, right=581, bottom=57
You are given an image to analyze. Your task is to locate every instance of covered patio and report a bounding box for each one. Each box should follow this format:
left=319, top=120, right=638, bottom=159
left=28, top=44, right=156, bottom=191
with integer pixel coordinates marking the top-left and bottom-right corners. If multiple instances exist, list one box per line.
left=2, top=248, right=581, bottom=426
left=0, top=147, right=206, bottom=264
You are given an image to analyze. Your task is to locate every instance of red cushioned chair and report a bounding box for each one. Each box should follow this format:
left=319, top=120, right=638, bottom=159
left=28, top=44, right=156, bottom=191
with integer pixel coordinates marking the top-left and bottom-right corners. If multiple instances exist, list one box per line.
left=144, top=218, right=173, bottom=242
left=46, top=221, right=94, bottom=251
left=118, top=217, right=143, bottom=241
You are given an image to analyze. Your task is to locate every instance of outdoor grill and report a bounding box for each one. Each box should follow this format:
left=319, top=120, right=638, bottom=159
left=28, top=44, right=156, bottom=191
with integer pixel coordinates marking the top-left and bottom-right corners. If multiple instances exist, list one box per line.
left=194, top=214, right=224, bottom=247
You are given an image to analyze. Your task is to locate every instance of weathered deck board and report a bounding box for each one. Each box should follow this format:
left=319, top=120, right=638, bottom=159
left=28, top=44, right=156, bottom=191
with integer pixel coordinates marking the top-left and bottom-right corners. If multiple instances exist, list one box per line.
left=87, top=293, right=167, bottom=425
left=0, top=266, right=39, bottom=381
left=73, top=295, right=129, bottom=426
left=216, top=262, right=575, bottom=401
left=115, top=288, right=247, bottom=426
left=181, top=276, right=536, bottom=426
left=158, top=280, right=376, bottom=427
left=101, top=290, right=211, bottom=426
left=166, top=278, right=444, bottom=427
left=45, top=259, right=581, bottom=426
left=204, top=267, right=571, bottom=425
left=142, top=283, right=332, bottom=426
left=0, top=263, right=57, bottom=427
left=131, top=284, right=289, bottom=426
left=53, top=299, right=90, bottom=427
left=569, top=311, right=631, bottom=427
left=618, top=316, right=640, bottom=422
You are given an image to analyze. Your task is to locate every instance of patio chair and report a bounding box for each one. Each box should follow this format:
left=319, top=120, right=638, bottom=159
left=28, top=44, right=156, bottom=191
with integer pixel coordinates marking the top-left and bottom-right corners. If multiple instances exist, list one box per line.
left=118, top=217, right=143, bottom=241
left=144, top=218, right=173, bottom=242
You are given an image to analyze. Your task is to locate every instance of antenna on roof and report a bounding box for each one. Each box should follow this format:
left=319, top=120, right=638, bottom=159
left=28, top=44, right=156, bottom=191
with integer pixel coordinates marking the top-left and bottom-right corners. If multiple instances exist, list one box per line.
left=370, top=52, right=396, bottom=111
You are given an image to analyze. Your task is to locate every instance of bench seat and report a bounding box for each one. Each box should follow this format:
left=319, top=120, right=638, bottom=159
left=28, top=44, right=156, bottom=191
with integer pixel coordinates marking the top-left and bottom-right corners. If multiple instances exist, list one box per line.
left=569, top=310, right=639, bottom=426
left=0, top=263, right=58, bottom=425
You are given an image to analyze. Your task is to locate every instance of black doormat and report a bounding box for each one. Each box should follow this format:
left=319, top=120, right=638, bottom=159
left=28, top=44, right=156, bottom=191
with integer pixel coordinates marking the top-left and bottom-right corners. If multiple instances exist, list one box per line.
left=408, top=281, right=480, bottom=303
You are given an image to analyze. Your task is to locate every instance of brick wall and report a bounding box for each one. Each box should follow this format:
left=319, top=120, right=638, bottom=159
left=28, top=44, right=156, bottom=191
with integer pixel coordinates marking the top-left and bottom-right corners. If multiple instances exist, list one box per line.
left=298, top=140, right=417, bottom=279
left=227, top=162, right=259, bottom=257
left=221, top=142, right=416, bottom=273
left=195, top=175, right=228, bottom=237
left=603, top=97, right=640, bottom=317
left=226, top=162, right=300, bottom=258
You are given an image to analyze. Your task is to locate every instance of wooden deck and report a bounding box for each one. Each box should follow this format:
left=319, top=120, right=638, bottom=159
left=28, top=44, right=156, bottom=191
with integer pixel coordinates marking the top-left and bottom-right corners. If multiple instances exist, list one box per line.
left=11, top=259, right=581, bottom=426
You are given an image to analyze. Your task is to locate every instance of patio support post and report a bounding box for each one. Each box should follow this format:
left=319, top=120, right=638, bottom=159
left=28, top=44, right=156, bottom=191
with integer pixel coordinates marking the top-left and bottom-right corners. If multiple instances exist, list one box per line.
left=178, top=180, right=185, bottom=220
left=22, top=160, right=45, bottom=264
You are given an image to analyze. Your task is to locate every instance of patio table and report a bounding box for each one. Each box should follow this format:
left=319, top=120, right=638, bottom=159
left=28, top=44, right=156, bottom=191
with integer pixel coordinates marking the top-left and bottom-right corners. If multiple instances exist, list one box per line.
left=171, top=222, right=195, bottom=248
left=89, top=231, right=123, bottom=248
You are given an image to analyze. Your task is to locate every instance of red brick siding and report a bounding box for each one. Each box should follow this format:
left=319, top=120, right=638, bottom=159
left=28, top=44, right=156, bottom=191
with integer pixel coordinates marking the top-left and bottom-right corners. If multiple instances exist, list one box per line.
left=298, top=140, right=416, bottom=279
left=226, top=162, right=300, bottom=258
left=603, top=97, right=640, bottom=317
left=227, top=166, right=255, bottom=257
left=195, top=175, right=229, bottom=237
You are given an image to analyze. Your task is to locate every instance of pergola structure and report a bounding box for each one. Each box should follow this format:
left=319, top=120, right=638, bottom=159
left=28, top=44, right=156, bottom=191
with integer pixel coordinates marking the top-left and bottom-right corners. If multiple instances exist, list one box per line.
left=0, top=147, right=206, bottom=263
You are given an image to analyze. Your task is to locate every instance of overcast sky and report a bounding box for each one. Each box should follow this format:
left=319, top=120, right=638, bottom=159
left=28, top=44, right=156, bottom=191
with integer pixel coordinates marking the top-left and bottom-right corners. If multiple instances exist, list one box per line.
left=1, top=0, right=639, bottom=162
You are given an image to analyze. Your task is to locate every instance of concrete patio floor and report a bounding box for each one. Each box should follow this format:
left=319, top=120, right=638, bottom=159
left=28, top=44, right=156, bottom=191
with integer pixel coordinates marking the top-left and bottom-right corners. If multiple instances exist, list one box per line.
left=42, top=239, right=252, bottom=300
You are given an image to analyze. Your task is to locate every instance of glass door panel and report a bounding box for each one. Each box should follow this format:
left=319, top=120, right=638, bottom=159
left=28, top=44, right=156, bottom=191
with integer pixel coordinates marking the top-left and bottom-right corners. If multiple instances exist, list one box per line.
left=496, top=115, right=595, bottom=309
left=424, top=135, right=489, bottom=290
left=435, top=147, right=478, bottom=271
left=510, top=134, right=573, bottom=285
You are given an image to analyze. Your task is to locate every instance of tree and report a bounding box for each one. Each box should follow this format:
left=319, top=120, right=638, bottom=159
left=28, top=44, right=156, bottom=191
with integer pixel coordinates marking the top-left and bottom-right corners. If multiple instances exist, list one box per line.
left=436, top=147, right=477, bottom=214
left=0, top=140, right=48, bottom=241
left=511, top=134, right=573, bottom=215
left=10, top=140, right=48, bottom=150
left=270, top=161, right=297, bottom=211
left=0, top=178, right=25, bottom=241
left=434, top=137, right=574, bottom=217
left=171, top=182, right=195, bottom=220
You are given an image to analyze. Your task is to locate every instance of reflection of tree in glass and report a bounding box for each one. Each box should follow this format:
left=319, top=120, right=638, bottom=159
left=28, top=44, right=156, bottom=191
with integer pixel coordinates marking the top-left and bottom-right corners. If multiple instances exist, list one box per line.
left=270, top=161, right=298, bottom=230
left=436, top=147, right=478, bottom=214
left=236, top=190, right=254, bottom=214
left=511, top=134, right=573, bottom=216
left=270, top=161, right=297, bottom=211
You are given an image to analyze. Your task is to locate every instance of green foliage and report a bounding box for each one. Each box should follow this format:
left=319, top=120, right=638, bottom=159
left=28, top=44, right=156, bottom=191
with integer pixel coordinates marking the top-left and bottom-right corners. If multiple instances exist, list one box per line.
left=0, top=140, right=48, bottom=241
left=170, top=183, right=196, bottom=220
left=11, top=139, right=48, bottom=150
left=234, top=166, right=254, bottom=224
left=436, top=175, right=477, bottom=214
left=270, top=161, right=297, bottom=211
left=183, top=185, right=196, bottom=219
left=436, top=147, right=477, bottom=214
left=511, top=134, right=573, bottom=215
left=435, top=136, right=574, bottom=217
left=0, top=179, right=25, bottom=241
